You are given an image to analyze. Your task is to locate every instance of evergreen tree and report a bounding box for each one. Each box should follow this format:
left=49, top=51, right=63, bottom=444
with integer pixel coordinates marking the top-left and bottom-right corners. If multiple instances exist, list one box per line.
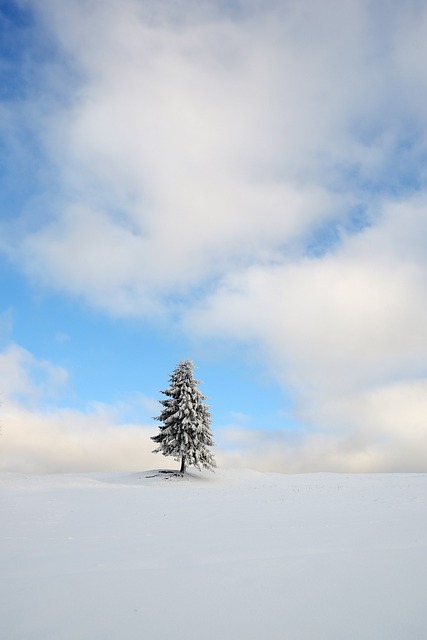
left=151, top=360, right=216, bottom=474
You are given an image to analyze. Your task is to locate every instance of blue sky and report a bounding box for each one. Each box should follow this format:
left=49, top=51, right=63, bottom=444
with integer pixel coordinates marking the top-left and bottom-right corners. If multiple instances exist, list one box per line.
left=1, top=0, right=427, bottom=473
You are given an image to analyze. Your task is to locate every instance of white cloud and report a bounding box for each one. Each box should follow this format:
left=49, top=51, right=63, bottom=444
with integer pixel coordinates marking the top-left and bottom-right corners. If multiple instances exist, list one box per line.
left=0, top=343, right=69, bottom=405
left=217, top=378, right=427, bottom=472
left=0, top=404, right=156, bottom=474
left=9, top=0, right=423, bottom=318
left=6, top=0, right=402, bottom=313
left=186, top=198, right=427, bottom=394
left=0, top=343, right=157, bottom=473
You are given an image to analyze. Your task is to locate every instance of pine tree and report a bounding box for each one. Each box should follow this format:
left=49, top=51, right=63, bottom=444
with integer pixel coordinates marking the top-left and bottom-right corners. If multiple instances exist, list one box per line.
left=151, top=360, right=216, bottom=474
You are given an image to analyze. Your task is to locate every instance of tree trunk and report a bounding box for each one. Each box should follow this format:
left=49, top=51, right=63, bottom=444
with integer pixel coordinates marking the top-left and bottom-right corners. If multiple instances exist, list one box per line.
left=180, top=457, right=186, bottom=474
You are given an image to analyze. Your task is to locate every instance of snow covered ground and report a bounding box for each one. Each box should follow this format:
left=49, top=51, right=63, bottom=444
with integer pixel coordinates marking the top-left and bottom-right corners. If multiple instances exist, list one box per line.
left=1, top=468, right=426, bottom=640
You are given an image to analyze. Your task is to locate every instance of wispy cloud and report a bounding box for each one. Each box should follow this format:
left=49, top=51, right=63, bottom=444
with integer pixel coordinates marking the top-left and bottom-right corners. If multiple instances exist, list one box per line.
left=0, top=343, right=69, bottom=405
left=0, top=343, right=156, bottom=473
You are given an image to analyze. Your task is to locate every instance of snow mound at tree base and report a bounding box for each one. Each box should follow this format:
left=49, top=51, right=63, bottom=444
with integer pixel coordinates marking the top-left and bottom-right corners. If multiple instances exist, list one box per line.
left=146, top=469, right=186, bottom=479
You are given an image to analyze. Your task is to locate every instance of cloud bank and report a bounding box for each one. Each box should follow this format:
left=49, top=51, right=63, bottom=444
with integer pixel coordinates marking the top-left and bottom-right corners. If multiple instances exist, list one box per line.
left=1, top=339, right=426, bottom=474
left=0, top=344, right=156, bottom=473
left=1, top=0, right=427, bottom=471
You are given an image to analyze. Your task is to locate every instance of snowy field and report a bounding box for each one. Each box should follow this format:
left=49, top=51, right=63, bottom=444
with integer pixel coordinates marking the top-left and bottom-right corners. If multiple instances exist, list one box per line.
left=1, top=468, right=426, bottom=640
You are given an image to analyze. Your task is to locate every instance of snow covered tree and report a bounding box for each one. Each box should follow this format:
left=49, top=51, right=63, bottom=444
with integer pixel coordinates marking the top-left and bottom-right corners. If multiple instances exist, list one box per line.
left=151, top=360, right=216, bottom=474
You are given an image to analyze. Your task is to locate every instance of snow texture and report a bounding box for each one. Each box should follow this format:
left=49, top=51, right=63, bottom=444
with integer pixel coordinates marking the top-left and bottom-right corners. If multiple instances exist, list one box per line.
left=1, top=469, right=426, bottom=640
left=152, top=360, right=216, bottom=472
